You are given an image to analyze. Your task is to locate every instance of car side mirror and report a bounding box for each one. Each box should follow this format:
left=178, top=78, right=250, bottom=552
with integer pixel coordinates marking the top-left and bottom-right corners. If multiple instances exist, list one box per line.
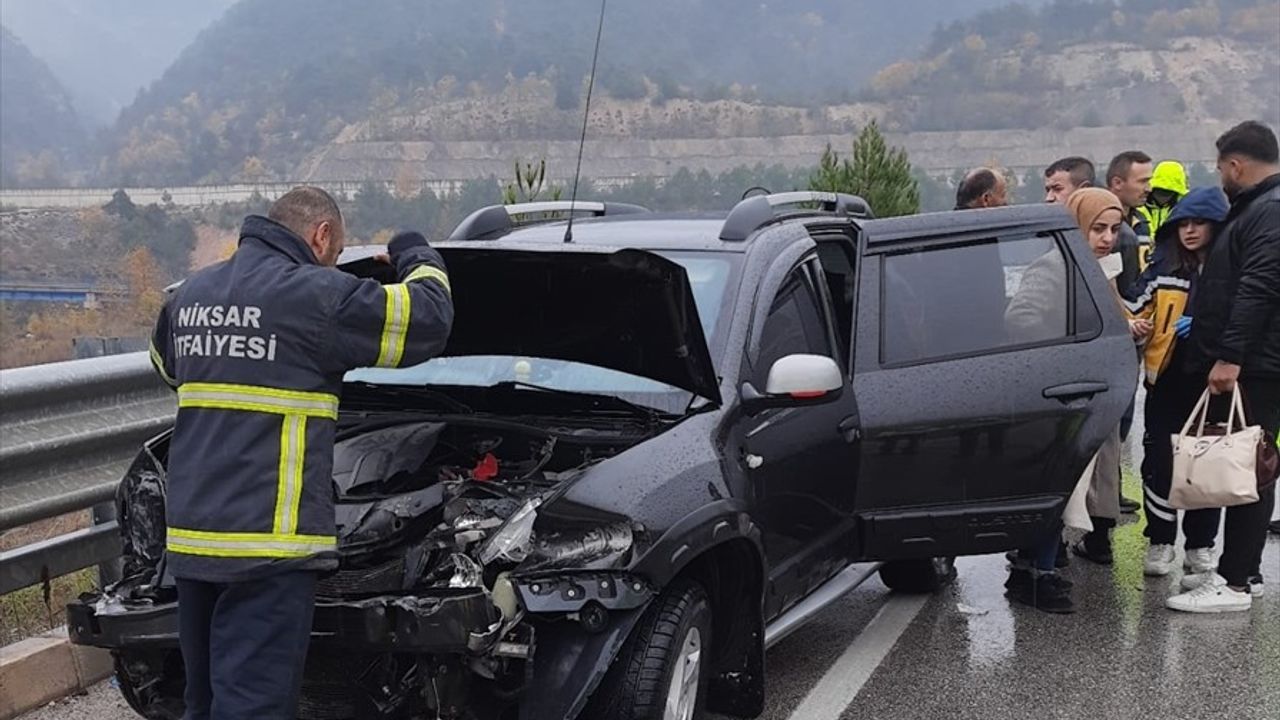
left=741, top=354, right=844, bottom=416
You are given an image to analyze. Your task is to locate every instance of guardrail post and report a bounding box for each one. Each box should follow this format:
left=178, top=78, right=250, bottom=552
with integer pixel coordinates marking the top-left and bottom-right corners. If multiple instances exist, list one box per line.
left=92, top=501, right=122, bottom=587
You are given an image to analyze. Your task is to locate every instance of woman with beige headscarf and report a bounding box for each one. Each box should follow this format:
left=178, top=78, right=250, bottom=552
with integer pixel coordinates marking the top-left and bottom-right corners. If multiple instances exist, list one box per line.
left=1003, top=188, right=1150, bottom=611
left=1065, top=189, right=1151, bottom=562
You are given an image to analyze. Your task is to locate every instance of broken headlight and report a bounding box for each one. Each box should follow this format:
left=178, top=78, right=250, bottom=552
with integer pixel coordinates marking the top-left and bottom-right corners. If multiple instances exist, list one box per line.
left=477, top=497, right=541, bottom=565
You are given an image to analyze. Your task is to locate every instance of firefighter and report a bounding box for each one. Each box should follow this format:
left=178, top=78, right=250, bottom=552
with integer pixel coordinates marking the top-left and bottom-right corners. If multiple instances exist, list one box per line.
left=148, top=186, right=453, bottom=719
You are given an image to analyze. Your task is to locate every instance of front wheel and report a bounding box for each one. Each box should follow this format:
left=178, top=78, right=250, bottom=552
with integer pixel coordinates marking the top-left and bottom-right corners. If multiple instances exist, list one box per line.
left=114, top=651, right=185, bottom=720
left=586, top=580, right=712, bottom=720
left=878, top=557, right=957, bottom=593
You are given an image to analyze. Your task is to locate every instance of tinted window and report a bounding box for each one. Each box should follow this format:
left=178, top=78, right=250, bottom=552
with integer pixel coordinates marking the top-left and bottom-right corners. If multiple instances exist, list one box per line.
left=816, top=240, right=857, bottom=372
left=881, top=235, right=1101, bottom=365
left=755, top=268, right=833, bottom=385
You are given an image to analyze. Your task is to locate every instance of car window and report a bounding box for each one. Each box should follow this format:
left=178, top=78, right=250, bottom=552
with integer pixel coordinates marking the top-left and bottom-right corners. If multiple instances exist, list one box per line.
left=881, top=234, right=1102, bottom=365
left=754, top=266, right=833, bottom=387
left=815, top=239, right=857, bottom=373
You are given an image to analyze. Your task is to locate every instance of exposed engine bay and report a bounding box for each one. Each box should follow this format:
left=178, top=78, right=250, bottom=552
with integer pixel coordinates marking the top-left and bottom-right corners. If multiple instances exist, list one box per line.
left=87, top=413, right=655, bottom=720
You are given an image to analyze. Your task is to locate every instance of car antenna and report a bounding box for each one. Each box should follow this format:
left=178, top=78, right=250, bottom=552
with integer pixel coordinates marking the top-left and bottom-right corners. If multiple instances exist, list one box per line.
left=564, top=0, right=608, bottom=244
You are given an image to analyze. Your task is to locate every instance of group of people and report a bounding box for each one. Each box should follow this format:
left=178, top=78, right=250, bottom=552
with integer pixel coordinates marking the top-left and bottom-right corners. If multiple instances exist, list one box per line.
left=961, top=120, right=1280, bottom=615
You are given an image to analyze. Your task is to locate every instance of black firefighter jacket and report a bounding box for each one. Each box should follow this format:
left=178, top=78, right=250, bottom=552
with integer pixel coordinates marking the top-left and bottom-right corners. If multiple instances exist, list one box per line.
left=1190, top=173, right=1280, bottom=381
left=149, top=216, right=453, bottom=582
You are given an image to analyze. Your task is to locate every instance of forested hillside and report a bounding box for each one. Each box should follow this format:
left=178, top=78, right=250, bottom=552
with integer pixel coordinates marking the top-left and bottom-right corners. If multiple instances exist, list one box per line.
left=868, top=0, right=1280, bottom=130
left=0, top=27, right=85, bottom=187
left=96, top=0, right=1036, bottom=185
left=0, top=0, right=237, bottom=127
left=4, top=0, right=1274, bottom=187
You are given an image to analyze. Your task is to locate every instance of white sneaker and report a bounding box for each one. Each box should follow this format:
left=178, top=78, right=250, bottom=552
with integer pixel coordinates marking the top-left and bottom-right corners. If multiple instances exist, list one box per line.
left=1180, top=572, right=1215, bottom=591
left=1166, top=574, right=1252, bottom=613
left=1144, top=544, right=1176, bottom=576
left=1184, top=547, right=1216, bottom=575
left=1249, top=576, right=1265, bottom=598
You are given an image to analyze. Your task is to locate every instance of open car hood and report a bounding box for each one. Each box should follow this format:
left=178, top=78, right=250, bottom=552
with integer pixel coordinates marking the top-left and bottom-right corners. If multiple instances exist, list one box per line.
left=339, top=245, right=721, bottom=405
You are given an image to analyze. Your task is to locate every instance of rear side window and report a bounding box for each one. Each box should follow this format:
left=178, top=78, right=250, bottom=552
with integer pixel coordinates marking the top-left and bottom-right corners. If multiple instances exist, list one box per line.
left=880, top=234, right=1102, bottom=365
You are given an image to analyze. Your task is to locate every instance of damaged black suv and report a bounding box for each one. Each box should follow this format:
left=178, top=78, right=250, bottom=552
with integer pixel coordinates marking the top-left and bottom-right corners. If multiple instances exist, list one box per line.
left=68, top=193, right=1137, bottom=720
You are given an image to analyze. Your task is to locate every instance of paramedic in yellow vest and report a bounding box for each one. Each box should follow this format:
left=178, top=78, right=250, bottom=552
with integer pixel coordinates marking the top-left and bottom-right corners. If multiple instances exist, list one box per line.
left=1124, top=186, right=1228, bottom=579
left=1137, top=160, right=1189, bottom=269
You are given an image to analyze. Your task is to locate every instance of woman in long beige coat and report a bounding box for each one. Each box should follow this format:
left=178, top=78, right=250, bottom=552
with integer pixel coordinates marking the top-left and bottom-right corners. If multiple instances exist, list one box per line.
left=1062, top=189, right=1151, bottom=563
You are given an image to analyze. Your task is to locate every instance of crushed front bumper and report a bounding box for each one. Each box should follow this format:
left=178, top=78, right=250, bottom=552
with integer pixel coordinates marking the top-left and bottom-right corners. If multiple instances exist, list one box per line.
left=68, top=589, right=500, bottom=654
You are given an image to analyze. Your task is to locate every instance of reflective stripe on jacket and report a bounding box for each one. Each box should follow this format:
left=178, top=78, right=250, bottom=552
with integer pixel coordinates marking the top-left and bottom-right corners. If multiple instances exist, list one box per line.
left=1137, top=203, right=1175, bottom=240
left=1125, top=272, right=1191, bottom=385
left=149, top=217, right=453, bottom=582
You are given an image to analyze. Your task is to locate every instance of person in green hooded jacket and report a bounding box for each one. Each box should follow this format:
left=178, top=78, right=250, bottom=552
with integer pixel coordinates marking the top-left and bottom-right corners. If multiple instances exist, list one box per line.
left=1137, top=160, right=1189, bottom=268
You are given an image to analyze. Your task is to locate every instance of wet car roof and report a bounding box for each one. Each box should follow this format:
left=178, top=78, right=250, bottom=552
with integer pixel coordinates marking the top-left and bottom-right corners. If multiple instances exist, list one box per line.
left=451, top=214, right=746, bottom=253
left=858, top=204, right=1078, bottom=245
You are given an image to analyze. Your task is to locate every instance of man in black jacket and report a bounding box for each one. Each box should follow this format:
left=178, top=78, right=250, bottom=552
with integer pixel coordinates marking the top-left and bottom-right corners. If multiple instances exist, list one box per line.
left=1167, top=121, right=1280, bottom=613
left=151, top=187, right=454, bottom=715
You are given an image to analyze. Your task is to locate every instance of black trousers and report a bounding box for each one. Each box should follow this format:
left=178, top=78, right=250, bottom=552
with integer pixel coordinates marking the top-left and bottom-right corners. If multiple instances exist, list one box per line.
left=1216, top=379, right=1280, bottom=587
left=1141, top=371, right=1222, bottom=549
left=177, top=571, right=317, bottom=720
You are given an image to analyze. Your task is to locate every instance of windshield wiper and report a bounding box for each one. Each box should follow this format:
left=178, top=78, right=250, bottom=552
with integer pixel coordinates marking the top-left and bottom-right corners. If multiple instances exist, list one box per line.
left=343, top=381, right=473, bottom=414
left=489, top=381, right=672, bottom=421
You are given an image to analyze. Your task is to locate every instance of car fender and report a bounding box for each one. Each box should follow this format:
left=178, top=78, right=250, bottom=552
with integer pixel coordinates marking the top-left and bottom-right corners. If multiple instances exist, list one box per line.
left=521, top=605, right=647, bottom=720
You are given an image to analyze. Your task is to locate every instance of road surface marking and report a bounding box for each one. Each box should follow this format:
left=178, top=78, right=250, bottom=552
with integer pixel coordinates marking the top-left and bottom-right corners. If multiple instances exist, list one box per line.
left=784, top=593, right=928, bottom=720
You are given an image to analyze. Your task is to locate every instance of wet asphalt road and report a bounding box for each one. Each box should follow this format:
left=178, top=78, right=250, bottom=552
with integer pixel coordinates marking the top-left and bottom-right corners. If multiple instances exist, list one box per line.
left=24, top=532, right=1279, bottom=720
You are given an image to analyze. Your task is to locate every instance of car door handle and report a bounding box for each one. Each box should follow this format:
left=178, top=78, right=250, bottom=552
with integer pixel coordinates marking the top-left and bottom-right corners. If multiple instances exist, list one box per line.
left=837, top=416, right=860, bottom=443
left=1042, top=382, right=1109, bottom=401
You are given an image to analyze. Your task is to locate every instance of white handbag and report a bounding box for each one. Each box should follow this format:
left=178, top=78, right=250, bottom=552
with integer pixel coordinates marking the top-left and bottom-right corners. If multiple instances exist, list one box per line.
left=1169, top=386, right=1263, bottom=510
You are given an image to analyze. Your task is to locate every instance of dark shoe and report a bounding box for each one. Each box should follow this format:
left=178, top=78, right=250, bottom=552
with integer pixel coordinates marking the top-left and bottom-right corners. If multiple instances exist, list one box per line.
left=1005, top=567, right=1032, bottom=592
left=1006, top=568, right=1073, bottom=592
left=1007, top=574, right=1075, bottom=614
left=1119, top=496, right=1140, bottom=514
left=1269, top=519, right=1280, bottom=535
left=1055, top=540, right=1071, bottom=569
left=1071, top=539, right=1113, bottom=566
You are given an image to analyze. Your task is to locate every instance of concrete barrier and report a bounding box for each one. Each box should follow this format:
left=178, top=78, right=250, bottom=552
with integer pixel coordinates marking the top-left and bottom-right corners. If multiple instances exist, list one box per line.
left=0, top=627, right=113, bottom=719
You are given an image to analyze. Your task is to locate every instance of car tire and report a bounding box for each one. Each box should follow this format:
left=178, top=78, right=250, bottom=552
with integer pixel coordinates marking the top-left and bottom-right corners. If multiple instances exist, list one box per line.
left=586, top=579, right=712, bottom=720
left=114, top=654, right=185, bottom=720
left=878, top=556, right=957, bottom=593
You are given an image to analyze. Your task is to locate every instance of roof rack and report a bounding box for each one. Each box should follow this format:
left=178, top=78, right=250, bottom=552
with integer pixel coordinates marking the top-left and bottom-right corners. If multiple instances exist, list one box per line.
left=719, top=191, right=873, bottom=242
left=447, top=201, right=650, bottom=242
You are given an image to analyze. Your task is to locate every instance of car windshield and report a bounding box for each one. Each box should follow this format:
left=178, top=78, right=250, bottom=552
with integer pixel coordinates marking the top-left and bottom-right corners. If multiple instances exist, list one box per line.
left=344, top=251, right=739, bottom=412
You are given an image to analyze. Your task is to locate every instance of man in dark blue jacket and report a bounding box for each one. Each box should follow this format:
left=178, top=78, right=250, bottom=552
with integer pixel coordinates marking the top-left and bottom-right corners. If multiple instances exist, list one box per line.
left=1168, top=121, right=1280, bottom=613
left=149, top=186, right=454, bottom=716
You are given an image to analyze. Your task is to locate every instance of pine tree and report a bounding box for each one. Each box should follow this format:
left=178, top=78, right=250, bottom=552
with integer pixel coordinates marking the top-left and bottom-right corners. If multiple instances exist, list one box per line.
left=808, top=121, right=920, bottom=218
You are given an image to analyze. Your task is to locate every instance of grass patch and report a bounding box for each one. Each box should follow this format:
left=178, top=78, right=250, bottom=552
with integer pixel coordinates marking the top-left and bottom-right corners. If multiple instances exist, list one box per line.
left=1111, top=468, right=1148, bottom=636
left=0, top=512, right=101, bottom=645
left=0, top=568, right=99, bottom=646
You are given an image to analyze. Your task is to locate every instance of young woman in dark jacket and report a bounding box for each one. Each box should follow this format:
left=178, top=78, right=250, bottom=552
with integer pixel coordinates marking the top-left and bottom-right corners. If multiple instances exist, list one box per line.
left=1125, top=187, right=1229, bottom=578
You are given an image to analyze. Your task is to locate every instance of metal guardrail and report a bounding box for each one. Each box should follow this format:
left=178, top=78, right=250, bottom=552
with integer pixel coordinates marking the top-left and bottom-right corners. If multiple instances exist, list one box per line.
left=0, top=352, right=174, bottom=594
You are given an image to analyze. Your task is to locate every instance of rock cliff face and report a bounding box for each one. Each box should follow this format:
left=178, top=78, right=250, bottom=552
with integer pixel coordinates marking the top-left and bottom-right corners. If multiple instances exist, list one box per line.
left=294, top=30, right=1277, bottom=183
left=296, top=122, right=1240, bottom=182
